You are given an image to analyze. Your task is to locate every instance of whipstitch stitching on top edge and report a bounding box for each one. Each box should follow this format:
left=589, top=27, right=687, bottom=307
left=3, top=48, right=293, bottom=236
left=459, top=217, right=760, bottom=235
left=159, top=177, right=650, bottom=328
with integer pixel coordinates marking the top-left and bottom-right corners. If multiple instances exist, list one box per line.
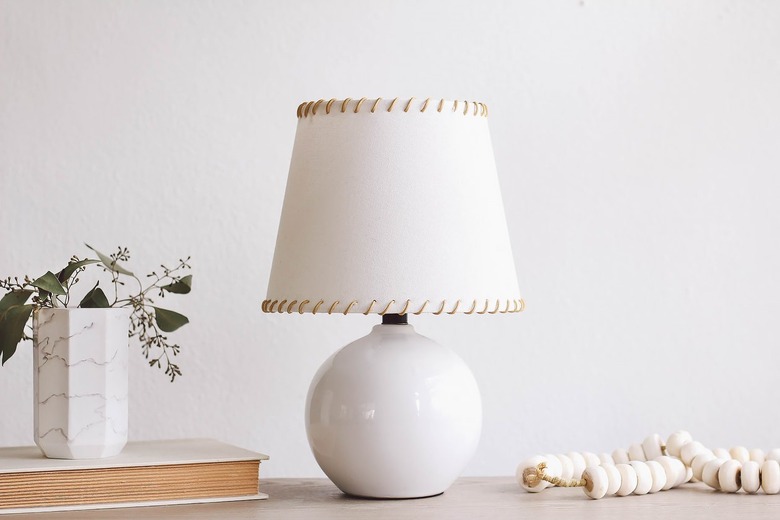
left=297, top=98, right=488, bottom=119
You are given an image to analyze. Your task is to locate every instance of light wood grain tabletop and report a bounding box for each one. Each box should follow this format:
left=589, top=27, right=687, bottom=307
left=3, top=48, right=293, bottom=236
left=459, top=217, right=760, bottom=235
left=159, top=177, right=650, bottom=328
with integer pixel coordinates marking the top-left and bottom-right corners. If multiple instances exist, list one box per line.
left=7, top=477, right=780, bottom=519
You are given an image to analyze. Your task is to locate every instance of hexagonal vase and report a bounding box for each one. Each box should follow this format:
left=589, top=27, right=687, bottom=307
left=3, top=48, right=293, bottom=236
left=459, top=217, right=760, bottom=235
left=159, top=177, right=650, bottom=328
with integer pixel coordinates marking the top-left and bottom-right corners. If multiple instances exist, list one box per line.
left=33, top=308, right=129, bottom=459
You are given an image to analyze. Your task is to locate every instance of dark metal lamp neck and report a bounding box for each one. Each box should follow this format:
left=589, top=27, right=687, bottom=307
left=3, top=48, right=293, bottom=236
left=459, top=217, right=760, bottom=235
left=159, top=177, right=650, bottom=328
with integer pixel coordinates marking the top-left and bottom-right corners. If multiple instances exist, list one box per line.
left=381, top=314, right=408, bottom=325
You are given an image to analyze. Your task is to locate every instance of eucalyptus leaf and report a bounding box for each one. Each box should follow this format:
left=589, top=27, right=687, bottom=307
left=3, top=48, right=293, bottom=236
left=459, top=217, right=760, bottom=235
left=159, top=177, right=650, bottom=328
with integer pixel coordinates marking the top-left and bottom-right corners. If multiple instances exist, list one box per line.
left=31, top=272, right=66, bottom=296
left=161, top=275, right=192, bottom=294
left=79, top=284, right=110, bottom=308
left=152, top=307, right=189, bottom=332
left=85, top=244, right=134, bottom=276
left=58, top=259, right=100, bottom=283
left=38, top=289, right=51, bottom=305
left=0, top=290, right=33, bottom=311
left=0, top=304, right=34, bottom=365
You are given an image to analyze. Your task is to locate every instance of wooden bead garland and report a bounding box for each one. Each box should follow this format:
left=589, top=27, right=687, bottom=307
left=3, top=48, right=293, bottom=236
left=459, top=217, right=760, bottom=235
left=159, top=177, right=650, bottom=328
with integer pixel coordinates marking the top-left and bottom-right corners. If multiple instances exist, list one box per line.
left=517, top=430, right=780, bottom=499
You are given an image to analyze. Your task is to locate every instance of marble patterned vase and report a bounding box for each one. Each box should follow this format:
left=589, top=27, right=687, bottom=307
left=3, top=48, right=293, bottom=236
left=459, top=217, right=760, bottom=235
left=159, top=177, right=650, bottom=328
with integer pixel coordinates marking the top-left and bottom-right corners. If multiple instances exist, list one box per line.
left=33, top=307, right=130, bottom=459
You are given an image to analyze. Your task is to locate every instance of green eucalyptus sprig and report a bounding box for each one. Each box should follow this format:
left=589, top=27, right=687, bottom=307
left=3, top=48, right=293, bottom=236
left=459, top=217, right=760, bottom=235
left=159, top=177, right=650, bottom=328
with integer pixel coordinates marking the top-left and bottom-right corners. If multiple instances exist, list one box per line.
left=0, top=244, right=192, bottom=382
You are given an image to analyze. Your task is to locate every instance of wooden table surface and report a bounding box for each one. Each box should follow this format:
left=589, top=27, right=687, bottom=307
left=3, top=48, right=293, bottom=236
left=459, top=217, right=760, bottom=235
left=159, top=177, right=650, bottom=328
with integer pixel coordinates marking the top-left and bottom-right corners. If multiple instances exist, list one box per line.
left=8, top=477, right=780, bottom=519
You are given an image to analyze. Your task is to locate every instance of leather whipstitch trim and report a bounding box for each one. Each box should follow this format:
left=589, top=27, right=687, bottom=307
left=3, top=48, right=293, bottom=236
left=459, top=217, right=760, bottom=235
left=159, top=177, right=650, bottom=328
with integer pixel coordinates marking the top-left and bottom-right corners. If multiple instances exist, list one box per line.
left=296, top=97, right=489, bottom=119
left=261, top=298, right=525, bottom=316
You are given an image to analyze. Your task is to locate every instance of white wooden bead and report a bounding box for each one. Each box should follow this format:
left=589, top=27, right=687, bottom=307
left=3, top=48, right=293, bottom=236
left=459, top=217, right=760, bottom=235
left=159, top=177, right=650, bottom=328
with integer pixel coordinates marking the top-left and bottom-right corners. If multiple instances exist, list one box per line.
left=543, top=453, right=563, bottom=482
left=654, top=456, right=682, bottom=491
left=666, top=431, right=693, bottom=458
left=691, top=452, right=716, bottom=481
left=761, top=460, right=780, bottom=495
left=741, top=460, right=760, bottom=494
left=602, top=463, right=622, bottom=496
left=682, top=466, right=693, bottom=484
left=749, top=448, right=765, bottom=464
left=680, top=441, right=709, bottom=466
left=729, top=446, right=750, bottom=464
left=766, top=448, right=780, bottom=462
left=517, top=455, right=560, bottom=492
left=517, top=456, right=547, bottom=492
left=583, top=466, right=609, bottom=500
left=642, top=434, right=664, bottom=461
left=645, top=460, right=666, bottom=493
left=612, top=448, right=630, bottom=465
left=628, top=443, right=647, bottom=462
left=713, top=448, right=731, bottom=460
left=555, top=454, right=574, bottom=481
left=599, top=452, right=615, bottom=466
left=616, top=463, right=638, bottom=496
left=567, top=452, right=586, bottom=479
left=718, top=459, right=742, bottom=493
left=583, top=451, right=601, bottom=469
left=630, top=461, right=653, bottom=495
left=673, top=458, right=689, bottom=486
left=702, top=458, right=726, bottom=490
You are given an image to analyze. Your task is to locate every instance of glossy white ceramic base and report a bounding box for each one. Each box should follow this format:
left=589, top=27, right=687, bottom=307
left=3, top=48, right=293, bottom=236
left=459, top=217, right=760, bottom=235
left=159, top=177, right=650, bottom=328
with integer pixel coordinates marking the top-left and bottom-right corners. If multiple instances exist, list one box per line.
left=33, top=308, right=130, bottom=459
left=305, top=323, right=482, bottom=498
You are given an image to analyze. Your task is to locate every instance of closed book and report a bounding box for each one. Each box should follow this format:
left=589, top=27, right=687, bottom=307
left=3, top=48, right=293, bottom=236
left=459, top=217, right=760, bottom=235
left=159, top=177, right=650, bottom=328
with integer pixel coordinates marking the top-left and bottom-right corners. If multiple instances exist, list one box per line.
left=0, top=438, right=268, bottom=514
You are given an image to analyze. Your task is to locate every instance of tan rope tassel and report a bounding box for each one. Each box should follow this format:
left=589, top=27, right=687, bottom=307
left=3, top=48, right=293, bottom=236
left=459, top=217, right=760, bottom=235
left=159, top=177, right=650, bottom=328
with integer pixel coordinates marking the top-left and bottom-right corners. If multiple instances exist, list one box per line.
left=523, top=462, right=586, bottom=489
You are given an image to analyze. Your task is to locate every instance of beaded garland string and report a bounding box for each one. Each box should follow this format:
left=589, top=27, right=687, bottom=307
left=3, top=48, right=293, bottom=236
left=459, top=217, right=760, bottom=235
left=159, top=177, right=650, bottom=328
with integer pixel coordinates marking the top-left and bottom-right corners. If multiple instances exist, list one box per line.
left=517, top=431, right=780, bottom=499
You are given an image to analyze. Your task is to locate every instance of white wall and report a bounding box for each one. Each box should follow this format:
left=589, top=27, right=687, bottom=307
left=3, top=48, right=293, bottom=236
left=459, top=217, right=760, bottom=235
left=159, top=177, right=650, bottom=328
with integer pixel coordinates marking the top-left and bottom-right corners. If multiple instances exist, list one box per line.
left=2, top=0, right=780, bottom=478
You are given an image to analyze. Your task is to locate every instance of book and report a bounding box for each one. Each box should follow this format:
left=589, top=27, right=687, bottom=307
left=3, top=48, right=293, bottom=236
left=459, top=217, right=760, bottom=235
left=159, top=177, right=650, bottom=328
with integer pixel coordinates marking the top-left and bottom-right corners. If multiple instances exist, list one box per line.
left=0, top=438, right=269, bottom=514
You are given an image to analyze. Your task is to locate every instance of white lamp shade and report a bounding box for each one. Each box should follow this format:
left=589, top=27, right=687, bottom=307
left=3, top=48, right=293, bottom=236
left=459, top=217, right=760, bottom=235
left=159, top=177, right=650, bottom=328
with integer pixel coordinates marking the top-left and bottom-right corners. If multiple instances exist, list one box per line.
left=265, top=97, right=522, bottom=315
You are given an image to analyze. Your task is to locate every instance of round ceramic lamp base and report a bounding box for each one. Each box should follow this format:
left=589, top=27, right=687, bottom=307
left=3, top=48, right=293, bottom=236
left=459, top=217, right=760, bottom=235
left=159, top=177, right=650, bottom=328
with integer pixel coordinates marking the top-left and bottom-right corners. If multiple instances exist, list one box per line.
left=305, top=321, right=482, bottom=498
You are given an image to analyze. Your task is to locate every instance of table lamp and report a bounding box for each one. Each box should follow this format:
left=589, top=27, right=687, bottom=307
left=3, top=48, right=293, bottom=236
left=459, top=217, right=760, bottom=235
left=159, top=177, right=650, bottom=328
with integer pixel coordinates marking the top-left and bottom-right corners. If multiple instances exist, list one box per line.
left=264, top=96, right=523, bottom=499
